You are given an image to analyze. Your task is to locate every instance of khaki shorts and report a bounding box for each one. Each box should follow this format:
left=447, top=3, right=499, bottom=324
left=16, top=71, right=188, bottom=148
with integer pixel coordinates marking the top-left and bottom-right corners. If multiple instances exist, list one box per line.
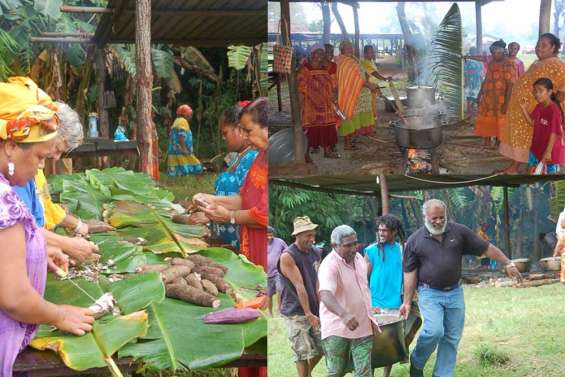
left=285, top=315, right=324, bottom=362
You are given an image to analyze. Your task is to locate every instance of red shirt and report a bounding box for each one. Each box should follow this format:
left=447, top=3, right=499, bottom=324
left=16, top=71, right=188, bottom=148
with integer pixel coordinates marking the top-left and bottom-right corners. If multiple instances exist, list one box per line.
left=530, top=102, right=565, bottom=164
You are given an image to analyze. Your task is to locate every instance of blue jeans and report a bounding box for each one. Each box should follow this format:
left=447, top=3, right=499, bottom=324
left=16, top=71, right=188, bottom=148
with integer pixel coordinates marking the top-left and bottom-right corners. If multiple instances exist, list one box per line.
left=411, top=286, right=465, bottom=377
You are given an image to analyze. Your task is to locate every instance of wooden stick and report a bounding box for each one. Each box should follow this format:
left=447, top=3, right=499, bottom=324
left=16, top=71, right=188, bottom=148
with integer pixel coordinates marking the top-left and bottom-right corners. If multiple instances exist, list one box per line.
left=60, top=5, right=113, bottom=14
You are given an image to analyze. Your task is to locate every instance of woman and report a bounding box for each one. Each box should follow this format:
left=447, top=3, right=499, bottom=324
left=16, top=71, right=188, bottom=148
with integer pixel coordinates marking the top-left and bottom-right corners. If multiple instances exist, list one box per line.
left=464, top=47, right=485, bottom=116
left=194, top=98, right=268, bottom=377
left=336, top=40, right=376, bottom=150
left=167, top=104, right=203, bottom=176
left=193, top=98, right=268, bottom=269
left=183, top=103, right=258, bottom=249
left=500, top=33, right=565, bottom=173
left=298, top=46, right=339, bottom=162
left=0, top=100, right=94, bottom=376
left=508, top=42, right=526, bottom=78
left=475, top=40, right=517, bottom=145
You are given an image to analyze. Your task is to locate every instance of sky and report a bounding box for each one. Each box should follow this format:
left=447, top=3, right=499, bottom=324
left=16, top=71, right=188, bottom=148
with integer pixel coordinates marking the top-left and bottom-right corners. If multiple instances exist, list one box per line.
left=272, top=0, right=550, bottom=49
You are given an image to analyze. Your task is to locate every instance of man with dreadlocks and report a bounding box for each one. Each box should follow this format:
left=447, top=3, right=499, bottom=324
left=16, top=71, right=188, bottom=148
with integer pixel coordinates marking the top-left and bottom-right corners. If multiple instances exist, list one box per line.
left=363, top=214, right=404, bottom=377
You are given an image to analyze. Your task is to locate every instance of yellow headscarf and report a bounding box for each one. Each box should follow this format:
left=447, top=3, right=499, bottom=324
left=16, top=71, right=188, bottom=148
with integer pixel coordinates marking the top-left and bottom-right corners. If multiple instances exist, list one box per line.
left=0, top=76, right=58, bottom=143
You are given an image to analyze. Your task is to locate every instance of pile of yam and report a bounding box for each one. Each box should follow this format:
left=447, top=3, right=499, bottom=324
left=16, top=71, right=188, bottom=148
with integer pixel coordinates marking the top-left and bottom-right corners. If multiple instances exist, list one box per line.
left=138, top=255, right=229, bottom=308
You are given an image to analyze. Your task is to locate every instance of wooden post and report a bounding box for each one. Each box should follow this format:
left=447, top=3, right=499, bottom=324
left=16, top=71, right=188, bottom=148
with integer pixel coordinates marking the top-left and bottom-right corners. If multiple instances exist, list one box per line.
left=503, top=186, right=512, bottom=259
left=135, top=0, right=158, bottom=178
left=281, top=0, right=304, bottom=163
left=475, top=1, right=483, bottom=52
left=352, top=3, right=360, bottom=57
left=322, top=1, right=331, bottom=44
left=95, top=48, right=109, bottom=138
left=540, top=0, right=553, bottom=35
left=379, top=174, right=390, bottom=215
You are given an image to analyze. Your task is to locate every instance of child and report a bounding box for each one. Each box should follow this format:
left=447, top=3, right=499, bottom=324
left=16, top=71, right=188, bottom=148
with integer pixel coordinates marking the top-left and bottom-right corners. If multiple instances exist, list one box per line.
left=520, top=77, right=565, bottom=174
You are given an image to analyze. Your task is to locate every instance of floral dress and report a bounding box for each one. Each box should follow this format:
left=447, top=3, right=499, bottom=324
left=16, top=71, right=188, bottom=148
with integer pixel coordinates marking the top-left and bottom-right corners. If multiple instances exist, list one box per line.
left=167, top=117, right=203, bottom=176
left=211, top=148, right=258, bottom=248
left=0, top=173, right=47, bottom=376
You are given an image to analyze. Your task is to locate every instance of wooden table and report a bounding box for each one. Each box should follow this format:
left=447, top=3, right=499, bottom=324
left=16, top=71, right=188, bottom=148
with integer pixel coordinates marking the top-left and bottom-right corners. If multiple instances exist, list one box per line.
left=14, top=347, right=267, bottom=376
left=68, top=139, right=139, bottom=171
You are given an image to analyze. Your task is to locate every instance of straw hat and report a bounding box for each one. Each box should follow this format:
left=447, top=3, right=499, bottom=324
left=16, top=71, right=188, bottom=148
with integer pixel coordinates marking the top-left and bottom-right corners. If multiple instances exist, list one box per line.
left=292, top=216, right=318, bottom=236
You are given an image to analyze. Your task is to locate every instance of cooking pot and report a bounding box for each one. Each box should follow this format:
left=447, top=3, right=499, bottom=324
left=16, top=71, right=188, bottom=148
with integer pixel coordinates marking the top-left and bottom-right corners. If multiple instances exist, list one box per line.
left=407, top=86, right=435, bottom=108
left=538, top=256, right=561, bottom=271
left=511, top=258, right=531, bottom=273
left=390, top=117, right=443, bottom=149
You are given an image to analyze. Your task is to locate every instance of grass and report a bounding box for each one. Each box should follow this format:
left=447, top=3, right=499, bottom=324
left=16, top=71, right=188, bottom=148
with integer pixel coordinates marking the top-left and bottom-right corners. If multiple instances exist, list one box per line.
left=158, top=172, right=218, bottom=202
left=268, top=284, right=565, bottom=377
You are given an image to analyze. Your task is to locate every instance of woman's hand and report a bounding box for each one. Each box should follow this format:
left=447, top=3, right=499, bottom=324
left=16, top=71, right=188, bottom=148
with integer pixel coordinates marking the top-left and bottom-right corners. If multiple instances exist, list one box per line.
left=189, top=211, right=211, bottom=224
left=542, top=150, right=552, bottom=163
left=501, top=102, right=509, bottom=114
left=192, top=193, right=216, bottom=209
left=63, top=237, right=100, bottom=263
left=47, top=246, right=69, bottom=274
left=201, top=203, right=231, bottom=223
left=84, top=219, right=115, bottom=234
left=53, top=305, right=95, bottom=336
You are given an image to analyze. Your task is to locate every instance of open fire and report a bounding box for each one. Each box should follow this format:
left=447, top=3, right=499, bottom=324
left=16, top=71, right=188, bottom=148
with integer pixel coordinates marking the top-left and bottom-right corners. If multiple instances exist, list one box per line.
left=406, top=148, right=433, bottom=173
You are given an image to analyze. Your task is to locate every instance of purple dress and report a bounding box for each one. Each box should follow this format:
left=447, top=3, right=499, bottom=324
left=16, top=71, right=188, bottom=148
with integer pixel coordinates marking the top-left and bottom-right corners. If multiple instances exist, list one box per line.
left=0, top=173, right=47, bottom=377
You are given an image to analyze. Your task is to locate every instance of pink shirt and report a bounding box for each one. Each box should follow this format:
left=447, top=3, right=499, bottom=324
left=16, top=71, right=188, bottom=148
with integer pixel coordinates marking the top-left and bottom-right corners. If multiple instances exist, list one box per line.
left=318, top=250, right=377, bottom=340
left=530, top=102, right=565, bottom=164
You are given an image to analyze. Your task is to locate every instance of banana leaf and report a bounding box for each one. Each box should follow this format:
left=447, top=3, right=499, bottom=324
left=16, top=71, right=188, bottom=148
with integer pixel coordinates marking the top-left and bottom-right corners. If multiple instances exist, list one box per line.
left=106, top=201, right=208, bottom=256
left=60, top=176, right=111, bottom=220
left=427, top=3, right=464, bottom=119
left=228, top=45, right=253, bottom=71
left=31, top=273, right=165, bottom=371
left=119, top=247, right=267, bottom=370
left=33, top=0, right=61, bottom=19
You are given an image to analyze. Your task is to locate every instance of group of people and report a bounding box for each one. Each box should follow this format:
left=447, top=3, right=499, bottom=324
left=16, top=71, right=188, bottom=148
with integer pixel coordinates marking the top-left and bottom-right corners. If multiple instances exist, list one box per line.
left=297, top=41, right=392, bottom=162
left=465, top=33, right=565, bottom=174
left=269, top=199, right=522, bottom=377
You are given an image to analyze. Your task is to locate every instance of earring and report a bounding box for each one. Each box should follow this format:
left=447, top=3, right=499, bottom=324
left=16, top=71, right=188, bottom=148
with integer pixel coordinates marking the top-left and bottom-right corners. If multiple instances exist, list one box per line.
left=8, top=161, right=15, bottom=176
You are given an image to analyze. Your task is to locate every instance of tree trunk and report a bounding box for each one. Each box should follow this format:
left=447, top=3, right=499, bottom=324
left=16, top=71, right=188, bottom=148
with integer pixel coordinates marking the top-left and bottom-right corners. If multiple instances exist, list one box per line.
left=331, top=1, right=348, bottom=40
left=321, top=2, right=331, bottom=44
left=554, top=1, right=565, bottom=40
left=379, top=174, right=389, bottom=215
left=75, top=47, right=94, bottom=126
left=135, top=0, right=158, bottom=179
left=540, top=0, right=553, bottom=36
left=95, top=48, right=109, bottom=138
left=396, top=3, right=417, bottom=82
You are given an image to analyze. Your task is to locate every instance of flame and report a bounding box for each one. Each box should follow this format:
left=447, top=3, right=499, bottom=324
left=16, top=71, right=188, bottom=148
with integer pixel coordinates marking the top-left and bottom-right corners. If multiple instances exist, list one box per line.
left=408, top=148, right=417, bottom=159
left=406, top=149, right=432, bottom=173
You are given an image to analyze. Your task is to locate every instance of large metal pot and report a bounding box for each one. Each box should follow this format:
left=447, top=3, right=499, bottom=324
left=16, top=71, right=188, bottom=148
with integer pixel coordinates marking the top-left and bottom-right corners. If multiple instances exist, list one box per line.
left=391, top=117, right=443, bottom=149
left=538, top=256, right=561, bottom=271
left=407, top=86, right=435, bottom=108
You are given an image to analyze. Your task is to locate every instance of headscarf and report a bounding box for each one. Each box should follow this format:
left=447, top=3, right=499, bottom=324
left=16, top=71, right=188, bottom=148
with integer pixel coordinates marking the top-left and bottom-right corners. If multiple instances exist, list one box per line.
left=490, top=39, right=507, bottom=54
left=0, top=77, right=59, bottom=143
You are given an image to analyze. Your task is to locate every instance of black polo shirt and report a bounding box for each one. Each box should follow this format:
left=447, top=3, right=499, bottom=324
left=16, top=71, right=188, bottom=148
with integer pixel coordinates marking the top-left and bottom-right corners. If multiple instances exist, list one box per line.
left=404, top=222, right=489, bottom=289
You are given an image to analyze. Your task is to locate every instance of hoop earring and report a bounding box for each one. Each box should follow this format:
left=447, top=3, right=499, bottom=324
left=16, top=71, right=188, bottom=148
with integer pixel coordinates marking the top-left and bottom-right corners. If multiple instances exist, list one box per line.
left=8, top=161, right=15, bottom=176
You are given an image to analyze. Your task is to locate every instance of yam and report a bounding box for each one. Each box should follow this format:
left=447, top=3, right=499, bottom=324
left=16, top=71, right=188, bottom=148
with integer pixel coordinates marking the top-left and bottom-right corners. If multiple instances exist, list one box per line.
left=161, top=265, right=192, bottom=284
left=166, top=283, right=220, bottom=308
left=202, top=308, right=261, bottom=324
left=201, top=279, right=219, bottom=296
left=170, top=257, right=195, bottom=271
left=187, top=254, right=228, bottom=273
left=186, top=272, right=203, bottom=290
left=193, top=265, right=225, bottom=277
left=139, top=264, right=168, bottom=273
left=202, top=273, right=230, bottom=293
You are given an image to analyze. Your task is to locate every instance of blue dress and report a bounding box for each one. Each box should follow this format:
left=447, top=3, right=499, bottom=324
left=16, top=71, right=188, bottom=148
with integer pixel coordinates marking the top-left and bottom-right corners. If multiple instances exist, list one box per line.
left=211, top=148, right=259, bottom=248
left=364, top=242, right=403, bottom=309
left=167, top=118, right=203, bottom=176
left=13, top=179, right=45, bottom=227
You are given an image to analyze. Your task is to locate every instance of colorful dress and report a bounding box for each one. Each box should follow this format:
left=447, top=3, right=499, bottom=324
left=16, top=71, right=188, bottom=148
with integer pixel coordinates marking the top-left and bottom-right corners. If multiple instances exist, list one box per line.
left=360, top=58, right=383, bottom=119
left=166, top=117, right=203, bottom=176
left=475, top=59, right=517, bottom=138
left=509, top=57, right=526, bottom=77
left=239, top=150, right=268, bottom=271
left=0, top=173, right=47, bottom=376
left=211, top=148, right=258, bottom=248
left=298, top=62, right=338, bottom=149
left=500, top=57, right=565, bottom=163
left=464, top=59, right=484, bottom=100
left=335, top=55, right=374, bottom=137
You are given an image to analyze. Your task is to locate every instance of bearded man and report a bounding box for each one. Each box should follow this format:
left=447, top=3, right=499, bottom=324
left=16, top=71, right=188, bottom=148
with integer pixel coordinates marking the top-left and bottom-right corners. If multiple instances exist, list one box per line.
left=400, top=199, right=522, bottom=377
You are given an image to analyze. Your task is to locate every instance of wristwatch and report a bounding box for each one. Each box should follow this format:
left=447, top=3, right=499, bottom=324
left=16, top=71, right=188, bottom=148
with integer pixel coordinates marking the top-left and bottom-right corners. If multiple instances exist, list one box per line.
left=229, top=211, right=236, bottom=225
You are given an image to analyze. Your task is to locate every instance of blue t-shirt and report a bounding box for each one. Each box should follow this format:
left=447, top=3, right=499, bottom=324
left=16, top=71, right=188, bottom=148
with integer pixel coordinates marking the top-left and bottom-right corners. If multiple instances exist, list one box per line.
left=364, top=242, right=403, bottom=309
left=13, top=179, right=45, bottom=227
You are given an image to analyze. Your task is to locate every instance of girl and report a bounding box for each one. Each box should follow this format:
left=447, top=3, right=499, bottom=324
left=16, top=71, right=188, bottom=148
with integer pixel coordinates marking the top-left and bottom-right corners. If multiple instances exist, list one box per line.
left=519, top=77, right=565, bottom=173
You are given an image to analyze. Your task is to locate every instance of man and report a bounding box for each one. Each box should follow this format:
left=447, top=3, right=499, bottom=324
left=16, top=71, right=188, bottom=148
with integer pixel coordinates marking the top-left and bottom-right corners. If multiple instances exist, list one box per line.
left=319, top=225, right=378, bottom=377
left=400, top=199, right=522, bottom=377
left=278, top=216, right=323, bottom=377
left=364, top=215, right=404, bottom=377
left=267, top=226, right=288, bottom=316
left=360, top=45, right=393, bottom=120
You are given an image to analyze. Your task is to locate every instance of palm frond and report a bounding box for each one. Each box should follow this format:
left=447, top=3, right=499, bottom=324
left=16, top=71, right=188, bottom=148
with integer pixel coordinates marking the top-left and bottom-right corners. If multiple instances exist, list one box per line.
left=427, top=3, right=464, bottom=119
left=227, top=45, right=253, bottom=71
left=151, top=48, right=174, bottom=79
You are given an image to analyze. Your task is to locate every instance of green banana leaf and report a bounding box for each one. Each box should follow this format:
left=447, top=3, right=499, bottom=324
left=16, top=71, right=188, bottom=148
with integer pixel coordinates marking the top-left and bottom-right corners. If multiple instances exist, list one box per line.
left=60, top=176, right=111, bottom=220
left=228, top=45, right=253, bottom=71
left=106, top=201, right=208, bottom=256
left=428, top=3, right=464, bottom=119
left=32, top=273, right=165, bottom=371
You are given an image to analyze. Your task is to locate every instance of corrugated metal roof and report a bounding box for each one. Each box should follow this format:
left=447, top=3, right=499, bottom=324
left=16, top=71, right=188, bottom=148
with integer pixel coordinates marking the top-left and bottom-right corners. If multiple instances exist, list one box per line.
left=94, top=0, right=267, bottom=47
left=270, top=175, right=565, bottom=195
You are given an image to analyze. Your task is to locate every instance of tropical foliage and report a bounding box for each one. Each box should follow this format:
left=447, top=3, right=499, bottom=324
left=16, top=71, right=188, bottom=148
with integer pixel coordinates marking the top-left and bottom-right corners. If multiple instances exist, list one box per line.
left=37, top=168, right=267, bottom=373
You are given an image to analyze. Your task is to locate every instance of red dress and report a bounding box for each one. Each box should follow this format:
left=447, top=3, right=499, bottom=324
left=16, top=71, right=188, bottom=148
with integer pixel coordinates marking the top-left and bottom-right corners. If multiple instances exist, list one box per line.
left=238, top=150, right=268, bottom=377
